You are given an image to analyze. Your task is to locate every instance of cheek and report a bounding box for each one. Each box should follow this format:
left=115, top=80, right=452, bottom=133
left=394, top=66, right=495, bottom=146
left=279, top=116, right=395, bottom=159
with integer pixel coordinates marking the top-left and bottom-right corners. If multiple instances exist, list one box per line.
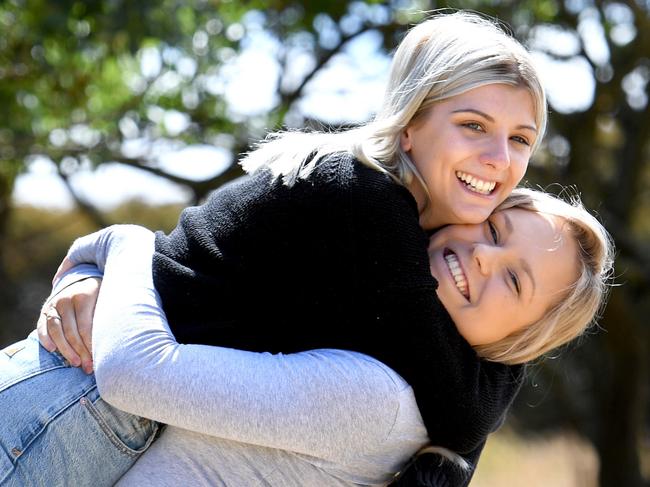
left=409, top=135, right=450, bottom=173
left=448, top=304, right=498, bottom=346
left=479, top=288, right=510, bottom=321
left=427, top=228, right=460, bottom=250
left=509, top=155, right=530, bottom=184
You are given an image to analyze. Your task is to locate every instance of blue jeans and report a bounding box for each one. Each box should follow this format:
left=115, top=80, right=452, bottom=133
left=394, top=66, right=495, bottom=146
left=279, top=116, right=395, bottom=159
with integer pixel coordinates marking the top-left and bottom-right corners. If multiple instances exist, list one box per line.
left=0, top=332, right=159, bottom=486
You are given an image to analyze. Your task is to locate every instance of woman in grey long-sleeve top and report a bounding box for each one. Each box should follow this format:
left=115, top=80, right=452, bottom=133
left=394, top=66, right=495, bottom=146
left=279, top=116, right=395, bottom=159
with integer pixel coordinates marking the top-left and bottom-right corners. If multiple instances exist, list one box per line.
left=14, top=185, right=610, bottom=486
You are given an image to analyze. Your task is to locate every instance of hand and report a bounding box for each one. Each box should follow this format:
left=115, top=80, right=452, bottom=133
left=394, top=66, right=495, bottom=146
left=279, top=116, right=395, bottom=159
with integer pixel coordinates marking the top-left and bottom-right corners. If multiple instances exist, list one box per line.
left=37, top=277, right=102, bottom=374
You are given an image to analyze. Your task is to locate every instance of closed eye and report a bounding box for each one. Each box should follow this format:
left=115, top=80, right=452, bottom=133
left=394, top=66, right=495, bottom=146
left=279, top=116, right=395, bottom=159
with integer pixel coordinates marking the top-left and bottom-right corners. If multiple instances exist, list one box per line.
left=487, top=220, right=499, bottom=244
left=508, top=270, right=521, bottom=295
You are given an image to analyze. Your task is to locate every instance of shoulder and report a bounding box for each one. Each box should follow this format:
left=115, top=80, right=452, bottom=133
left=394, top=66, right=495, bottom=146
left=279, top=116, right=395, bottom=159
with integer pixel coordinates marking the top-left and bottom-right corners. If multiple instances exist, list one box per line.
left=313, top=156, right=431, bottom=287
left=301, top=153, right=421, bottom=233
left=312, top=152, right=413, bottom=200
left=308, top=350, right=429, bottom=452
left=286, top=349, right=413, bottom=414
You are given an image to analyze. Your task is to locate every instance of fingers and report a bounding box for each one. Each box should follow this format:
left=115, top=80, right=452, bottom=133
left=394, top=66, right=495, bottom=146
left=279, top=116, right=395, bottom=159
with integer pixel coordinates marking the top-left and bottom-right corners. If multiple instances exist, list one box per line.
left=73, top=278, right=101, bottom=371
left=41, top=304, right=83, bottom=368
left=58, top=300, right=93, bottom=373
left=36, top=311, right=57, bottom=353
left=36, top=277, right=102, bottom=375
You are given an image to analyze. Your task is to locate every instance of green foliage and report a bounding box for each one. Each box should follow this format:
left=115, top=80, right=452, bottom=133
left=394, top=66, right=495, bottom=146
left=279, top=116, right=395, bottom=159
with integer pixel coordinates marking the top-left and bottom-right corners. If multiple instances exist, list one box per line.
left=0, top=0, right=398, bottom=179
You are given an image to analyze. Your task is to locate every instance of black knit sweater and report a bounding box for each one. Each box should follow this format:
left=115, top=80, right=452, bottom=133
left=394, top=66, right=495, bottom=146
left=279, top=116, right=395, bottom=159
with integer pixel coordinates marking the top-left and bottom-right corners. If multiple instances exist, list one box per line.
left=152, top=153, right=522, bottom=483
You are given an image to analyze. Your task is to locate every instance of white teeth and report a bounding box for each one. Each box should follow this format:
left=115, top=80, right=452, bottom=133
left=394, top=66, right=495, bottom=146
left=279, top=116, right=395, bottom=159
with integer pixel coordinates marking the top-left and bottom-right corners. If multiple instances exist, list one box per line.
left=444, top=252, right=469, bottom=299
left=456, top=171, right=496, bottom=195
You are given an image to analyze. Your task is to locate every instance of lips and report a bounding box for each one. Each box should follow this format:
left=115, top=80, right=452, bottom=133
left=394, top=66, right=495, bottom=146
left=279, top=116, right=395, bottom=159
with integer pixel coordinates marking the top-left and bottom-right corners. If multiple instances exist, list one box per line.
left=443, top=249, right=470, bottom=299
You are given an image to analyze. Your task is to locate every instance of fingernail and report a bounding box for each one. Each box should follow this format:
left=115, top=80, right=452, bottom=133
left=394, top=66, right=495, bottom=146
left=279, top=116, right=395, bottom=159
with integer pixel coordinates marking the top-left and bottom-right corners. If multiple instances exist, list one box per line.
left=71, top=358, right=81, bottom=367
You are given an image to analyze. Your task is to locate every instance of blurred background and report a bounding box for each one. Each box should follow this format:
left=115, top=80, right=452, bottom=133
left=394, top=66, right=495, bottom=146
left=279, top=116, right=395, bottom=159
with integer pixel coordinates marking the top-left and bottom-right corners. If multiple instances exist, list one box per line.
left=0, top=1, right=647, bottom=485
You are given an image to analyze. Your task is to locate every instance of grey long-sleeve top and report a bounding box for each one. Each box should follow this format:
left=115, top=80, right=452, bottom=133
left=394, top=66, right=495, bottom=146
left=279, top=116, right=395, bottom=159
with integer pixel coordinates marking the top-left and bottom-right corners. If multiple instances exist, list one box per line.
left=62, top=225, right=430, bottom=486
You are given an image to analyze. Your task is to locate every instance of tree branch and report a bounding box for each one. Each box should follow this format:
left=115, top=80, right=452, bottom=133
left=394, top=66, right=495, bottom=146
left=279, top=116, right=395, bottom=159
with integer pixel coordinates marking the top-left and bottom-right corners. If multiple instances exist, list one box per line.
left=109, top=155, right=244, bottom=204
left=280, top=24, right=376, bottom=110
left=55, top=165, right=110, bottom=229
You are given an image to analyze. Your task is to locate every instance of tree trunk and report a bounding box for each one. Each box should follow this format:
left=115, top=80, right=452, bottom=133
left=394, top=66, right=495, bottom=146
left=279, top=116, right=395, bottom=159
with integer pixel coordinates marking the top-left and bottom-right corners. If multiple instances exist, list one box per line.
left=593, top=289, right=647, bottom=487
left=0, top=168, right=17, bottom=346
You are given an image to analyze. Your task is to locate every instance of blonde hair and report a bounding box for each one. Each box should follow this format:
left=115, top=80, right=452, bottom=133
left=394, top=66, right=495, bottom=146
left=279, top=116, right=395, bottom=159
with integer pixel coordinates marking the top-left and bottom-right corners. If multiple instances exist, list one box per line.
left=473, top=188, right=615, bottom=365
left=241, top=11, right=547, bottom=195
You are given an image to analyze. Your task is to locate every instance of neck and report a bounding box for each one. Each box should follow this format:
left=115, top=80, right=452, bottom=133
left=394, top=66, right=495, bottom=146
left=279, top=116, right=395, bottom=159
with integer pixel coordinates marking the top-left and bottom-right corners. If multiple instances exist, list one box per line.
left=406, top=180, right=442, bottom=230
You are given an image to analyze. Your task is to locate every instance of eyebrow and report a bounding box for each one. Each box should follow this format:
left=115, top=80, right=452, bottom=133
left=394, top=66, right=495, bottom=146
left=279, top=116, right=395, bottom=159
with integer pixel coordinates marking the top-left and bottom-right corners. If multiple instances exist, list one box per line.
left=451, top=108, right=538, bottom=134
left=502, top=212, right=537, bottom=301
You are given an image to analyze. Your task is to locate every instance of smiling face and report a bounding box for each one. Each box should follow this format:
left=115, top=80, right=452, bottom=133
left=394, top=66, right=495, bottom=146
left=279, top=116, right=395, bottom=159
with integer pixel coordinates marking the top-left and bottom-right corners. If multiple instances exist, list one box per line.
left=427, top=208, right=579, bottom=347
left=401, top=83, right=538, bottom=230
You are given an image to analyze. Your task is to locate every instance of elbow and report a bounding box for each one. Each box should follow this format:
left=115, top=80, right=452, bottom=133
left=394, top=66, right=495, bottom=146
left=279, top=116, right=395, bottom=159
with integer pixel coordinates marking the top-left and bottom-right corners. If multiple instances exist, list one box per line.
left=430, top=400, right=494, bottom=454
left=436, top=423, right=488, bottom=455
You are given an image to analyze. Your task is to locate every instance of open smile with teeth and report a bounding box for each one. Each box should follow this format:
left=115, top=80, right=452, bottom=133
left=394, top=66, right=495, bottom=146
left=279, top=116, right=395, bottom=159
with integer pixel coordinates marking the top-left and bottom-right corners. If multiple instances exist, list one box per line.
left=444, top=250, right=469, bottom=299
left=456, top=171, right=496, bottom=195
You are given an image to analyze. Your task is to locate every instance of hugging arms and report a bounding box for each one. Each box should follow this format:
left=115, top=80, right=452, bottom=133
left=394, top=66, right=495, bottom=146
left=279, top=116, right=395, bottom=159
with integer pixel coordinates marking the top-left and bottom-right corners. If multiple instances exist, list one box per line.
left=31, top=171, right=611, bottom=487
left=3, top=153, right=522, bottom=486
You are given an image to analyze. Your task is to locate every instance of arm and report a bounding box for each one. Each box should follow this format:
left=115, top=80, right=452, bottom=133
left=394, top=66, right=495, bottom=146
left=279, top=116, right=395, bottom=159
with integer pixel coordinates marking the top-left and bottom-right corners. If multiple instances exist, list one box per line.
left=345, top=164, right=524, bottom=455
left=65, top=225, right=410, bottom=460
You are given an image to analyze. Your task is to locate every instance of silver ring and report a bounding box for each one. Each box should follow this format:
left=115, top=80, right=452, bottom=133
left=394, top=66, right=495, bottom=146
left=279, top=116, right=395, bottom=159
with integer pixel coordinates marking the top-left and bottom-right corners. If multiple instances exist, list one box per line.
left=43, top=308, right=62, bottom=322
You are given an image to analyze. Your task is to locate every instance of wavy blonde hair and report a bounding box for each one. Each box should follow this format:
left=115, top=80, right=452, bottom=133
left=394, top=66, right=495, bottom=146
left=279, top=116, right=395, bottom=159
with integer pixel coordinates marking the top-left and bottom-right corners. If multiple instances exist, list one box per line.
left=473, top=188, right=615, bottom=365
left=242, top=11, right=547, bottom=199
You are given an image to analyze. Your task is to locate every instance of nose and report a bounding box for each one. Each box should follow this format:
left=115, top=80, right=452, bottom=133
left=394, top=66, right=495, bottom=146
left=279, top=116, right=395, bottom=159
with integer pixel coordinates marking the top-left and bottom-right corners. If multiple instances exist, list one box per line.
left=473, top=243, right=503, bottom=276
left=479, top=136, right=510, bottom=170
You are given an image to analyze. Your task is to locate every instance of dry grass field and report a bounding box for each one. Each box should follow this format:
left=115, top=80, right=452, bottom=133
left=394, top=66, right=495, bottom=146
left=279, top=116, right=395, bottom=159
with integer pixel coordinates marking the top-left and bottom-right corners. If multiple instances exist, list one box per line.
left=471, top=430, right=599, bottom=487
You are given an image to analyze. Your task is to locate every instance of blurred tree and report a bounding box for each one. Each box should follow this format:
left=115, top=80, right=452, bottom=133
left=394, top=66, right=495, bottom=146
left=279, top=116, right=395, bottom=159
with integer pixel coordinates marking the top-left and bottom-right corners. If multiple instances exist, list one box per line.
left=3, top=0, right=650, bottom=485
left=0, top=0, right=403, bottom=349
left=0, top=0, right=402, bottom=213
left=0, top=0, right=404, bottom=339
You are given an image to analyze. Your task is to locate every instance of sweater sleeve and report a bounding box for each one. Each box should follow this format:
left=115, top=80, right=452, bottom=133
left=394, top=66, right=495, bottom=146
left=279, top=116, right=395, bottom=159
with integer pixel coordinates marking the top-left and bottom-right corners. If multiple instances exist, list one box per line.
left=344, top=167, right=524, bottom=455
left=67, top=225, right=415, bottom=461
left=148, top=152, right=521, bottom=456
left=390, top=441, right=485, bottom=487
left=49, top=263, right=104, bottom=299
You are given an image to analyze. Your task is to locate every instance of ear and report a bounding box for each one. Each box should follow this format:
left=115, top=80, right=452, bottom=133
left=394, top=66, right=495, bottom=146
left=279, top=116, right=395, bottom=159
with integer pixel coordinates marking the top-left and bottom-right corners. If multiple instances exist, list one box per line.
left=400, top=127, right=412, bottom=152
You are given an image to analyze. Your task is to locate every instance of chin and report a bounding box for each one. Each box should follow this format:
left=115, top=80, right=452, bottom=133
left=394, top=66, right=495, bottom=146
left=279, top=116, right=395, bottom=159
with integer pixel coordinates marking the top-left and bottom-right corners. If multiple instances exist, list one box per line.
left=456, top=209, right=491, bottom=225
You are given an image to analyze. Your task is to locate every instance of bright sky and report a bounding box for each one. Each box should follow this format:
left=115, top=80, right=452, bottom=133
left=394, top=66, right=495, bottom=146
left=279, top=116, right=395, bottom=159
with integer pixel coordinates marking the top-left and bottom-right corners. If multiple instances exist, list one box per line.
left=12, top=14, right=621, bottom=210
